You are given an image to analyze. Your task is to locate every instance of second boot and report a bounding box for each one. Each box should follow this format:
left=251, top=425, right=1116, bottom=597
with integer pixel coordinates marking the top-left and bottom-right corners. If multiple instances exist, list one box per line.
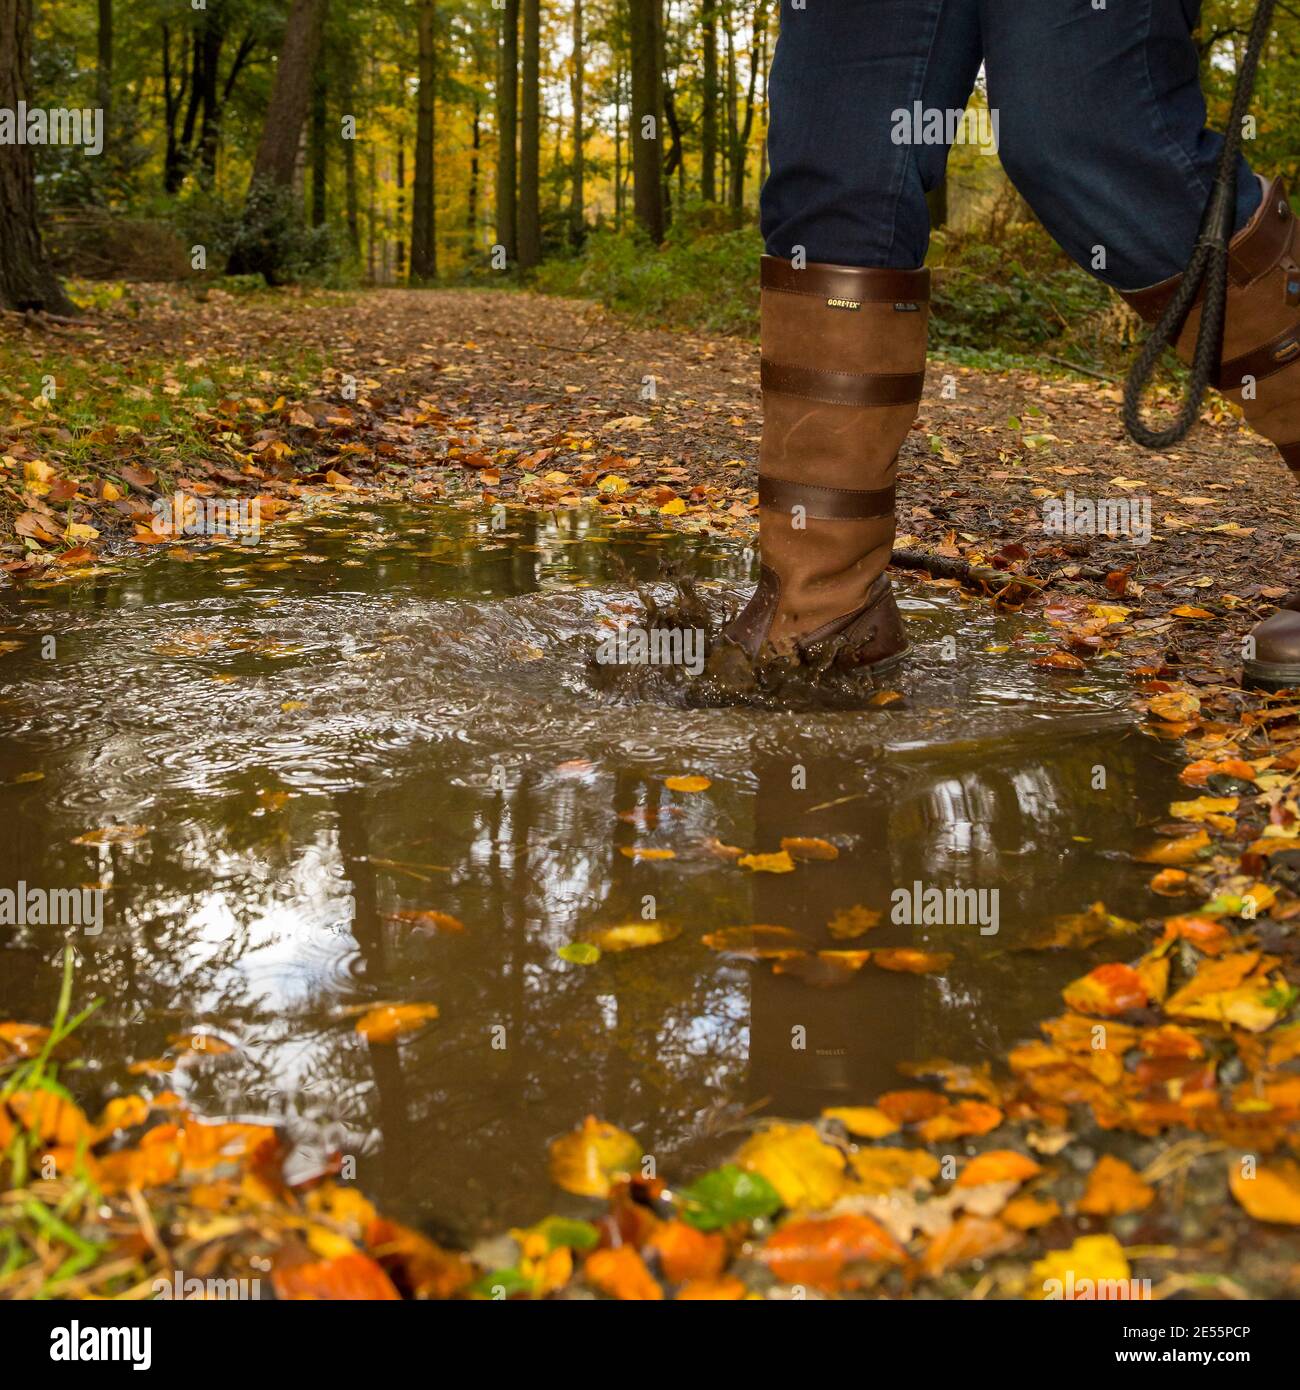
left=714, top=255, right=930, bottom=674
left=1123, top=176, right=1300, bottom=690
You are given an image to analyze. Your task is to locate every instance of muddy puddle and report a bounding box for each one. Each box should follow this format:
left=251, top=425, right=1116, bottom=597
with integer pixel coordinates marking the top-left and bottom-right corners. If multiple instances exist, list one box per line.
left=0, top=502, right=1185, bottom=1244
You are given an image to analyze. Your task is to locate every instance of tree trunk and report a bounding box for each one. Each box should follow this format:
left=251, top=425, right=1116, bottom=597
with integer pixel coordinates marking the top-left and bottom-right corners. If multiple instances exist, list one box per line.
left=248, top=0, right=327, bottom=188
left=343, top=46, right=360, bottom=253
left=516, top=0, right=541, bottom=269
left=729, top=0, right=764, bottom=221
left=568, top=0, right=584, bottom=248
left=96, top=0, right=112, bottom=125
left=613, top=54, right=623, bottom=230
left=309, top=71, right=327, bottom=228
left=495, top=0, right=519, bottom=261
left=468, top=96, right=481, bottom=237
left=628, top=0, right=664, bottom=243
left=0, top=0, right=74, bottom=313
left=410, top=0, right=437, bottom=282
left=226, top=0, right=326, bottom=277
left=701, top=0, right=717, bottom=202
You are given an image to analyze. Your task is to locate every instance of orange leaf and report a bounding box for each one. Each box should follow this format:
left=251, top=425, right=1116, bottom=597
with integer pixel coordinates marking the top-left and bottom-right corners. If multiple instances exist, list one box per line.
left=956, top=1150, right=1042, bottom=1188
left=272, top=1251, right=401, bottom=1300
left=585, top=1246, right=663, bottom=1300
left=921, top=1215, right=1020, bottom=1277
left=1077, top=1155, right=1154, bottom=1215
left=646, top=1221, right=726, bottom=1284
left=1062, top=962, right=1149, bottom=1016
left=761, top=1214, right=904, bottom=1292
left=355, top=1002, right=438, bottom=1043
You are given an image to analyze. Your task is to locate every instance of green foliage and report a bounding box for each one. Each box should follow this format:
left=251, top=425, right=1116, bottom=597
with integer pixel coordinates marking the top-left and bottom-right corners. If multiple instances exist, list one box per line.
left=225, top=179, right=348, bottom=286
left=535, top=205, right=761, bottom=337
left=676, top=1164, right=782, bottom=1231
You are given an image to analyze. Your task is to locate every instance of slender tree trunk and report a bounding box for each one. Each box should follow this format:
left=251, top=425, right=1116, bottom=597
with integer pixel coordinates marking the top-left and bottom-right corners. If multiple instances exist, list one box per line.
left=613, top=54, right=623, bottom=230
left=96, top=0, right=113, bottom=125
left=309, top=71, right=327, bottom=228
left=729, top=0, right=764, bottom=221
left=495, top=0, right=519, bottom=262
left=516, top=0, right=541, bottom=269
left=0, top=0, right=75, bottom=313
left=568, top=0, right=584, bottom=248
left=247, top=0, right=327, bottom=188
left=342, top=47, right=360, bottom=253
left=701, top=0, right=717, bottom=202
left=395, top=134, right=406, bottom=279
left=628, top=0, right=664, bottom=243
left=468, top=96, right=480, bottom=237
left=410, top=0, right=437, bottom=282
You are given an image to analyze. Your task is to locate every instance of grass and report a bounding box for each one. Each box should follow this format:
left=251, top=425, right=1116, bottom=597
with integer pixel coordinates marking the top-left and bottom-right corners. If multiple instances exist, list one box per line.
left=0, top=948, right=106, bottom=1295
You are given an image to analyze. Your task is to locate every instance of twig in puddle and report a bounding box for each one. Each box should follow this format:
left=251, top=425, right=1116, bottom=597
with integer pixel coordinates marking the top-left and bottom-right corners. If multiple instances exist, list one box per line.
left=891, top=549, right=1044, bottom=593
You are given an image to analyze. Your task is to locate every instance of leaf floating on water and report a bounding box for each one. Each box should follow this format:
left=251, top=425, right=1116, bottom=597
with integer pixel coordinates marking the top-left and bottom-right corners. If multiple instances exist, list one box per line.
left=772, top=950, right=870, bottom=986
left=872, top=948, right=954, bottom=974
left=1062, top=962, right=1150, bottom=1016
left=737, top=850, right=795, bottom=874
left=826, top=904, right=883, bottom=940
left=821, top=1106, right=901, bottom=1140
left=664, top=775, right=711, bottom=793
left=71, top=824, right=149, bottom=846
left=584, top=1245, right=663, bottom=1300
left=700, top=836, right=743, bottom=860
left=780, top=836, right=838, bottom=861
left=1134, top=828, right=1210, bottom=864
left=1025, top=901, right=1141, bottom=950
left=676, top=1164, right=783, bottom=1232
left=355, top=1002, right=439, bottom=1044
left=1149, top=868, right=1192, bottom=896
left=548, top=1115, right=642, bottom=1198
left=583, top=921, right=680, bottom=952
left=646, top=1220, right=727, bottom=1283
left=701, top=924, right=805, bottom=959
left=735, top=1123, right=846, bottom=1210
left=619, top=846, right=676, bottom=862
left=167, top=1030, right=235, bottom=1056
left=0, top=1022, right=51, bottom=1060
left=558, top=941, right=601, bottom=966
left=388, top=909, right=465, bottom=934
left=760, top=1213, right=905, bottom=1292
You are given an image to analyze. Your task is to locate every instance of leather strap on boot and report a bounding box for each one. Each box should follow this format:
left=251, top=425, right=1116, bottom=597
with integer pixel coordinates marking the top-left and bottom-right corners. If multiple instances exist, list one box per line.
left=721, top=258, right=929, bottom=662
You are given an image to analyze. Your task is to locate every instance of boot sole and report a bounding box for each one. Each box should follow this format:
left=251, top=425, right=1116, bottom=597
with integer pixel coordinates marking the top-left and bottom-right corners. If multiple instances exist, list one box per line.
left=1242, top=658, right=1300, bottom=693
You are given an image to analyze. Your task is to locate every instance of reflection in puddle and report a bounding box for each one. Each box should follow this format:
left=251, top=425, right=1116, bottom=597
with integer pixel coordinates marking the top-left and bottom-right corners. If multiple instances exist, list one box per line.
left=0, top=503, right=1182, bottom=1241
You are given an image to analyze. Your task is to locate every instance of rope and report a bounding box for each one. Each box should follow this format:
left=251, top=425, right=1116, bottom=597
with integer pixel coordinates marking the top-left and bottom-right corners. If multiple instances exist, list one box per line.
left=1123, top=0, right=1278, bottom=448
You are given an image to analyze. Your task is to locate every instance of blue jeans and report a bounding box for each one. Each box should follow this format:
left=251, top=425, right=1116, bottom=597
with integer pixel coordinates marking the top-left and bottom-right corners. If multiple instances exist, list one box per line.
left=761, top=0, right=1262, bottom=290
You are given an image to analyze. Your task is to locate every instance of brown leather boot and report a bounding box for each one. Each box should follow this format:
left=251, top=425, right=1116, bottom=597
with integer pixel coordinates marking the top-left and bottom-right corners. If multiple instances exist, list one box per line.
left=715, top=256, right=929, bottom=675
left=1123, top=176, right=1300, bottom=690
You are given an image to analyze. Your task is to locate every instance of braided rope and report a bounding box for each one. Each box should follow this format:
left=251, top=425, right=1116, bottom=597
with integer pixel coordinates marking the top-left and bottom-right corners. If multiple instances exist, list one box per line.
left=1123, top=0, right=1278, bottom=448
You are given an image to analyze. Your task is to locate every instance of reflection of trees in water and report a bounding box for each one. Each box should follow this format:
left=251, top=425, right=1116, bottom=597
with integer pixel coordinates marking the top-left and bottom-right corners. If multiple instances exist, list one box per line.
left=747, top=731, right=1166, bottom=1114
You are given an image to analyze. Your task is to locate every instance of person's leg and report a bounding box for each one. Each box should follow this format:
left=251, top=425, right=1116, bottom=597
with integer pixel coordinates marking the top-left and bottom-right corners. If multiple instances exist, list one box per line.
left=983, top=1, right=1300, bottom=688
left=980, top=0, right=1261, bottom=291
left=762, top=0, right=983, bottom=269
left=722, top=1, right=982, bottom=669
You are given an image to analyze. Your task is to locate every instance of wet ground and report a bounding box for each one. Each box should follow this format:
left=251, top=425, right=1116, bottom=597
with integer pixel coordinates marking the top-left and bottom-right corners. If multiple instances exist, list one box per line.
left=0, top=501, right=1186, bottom=1244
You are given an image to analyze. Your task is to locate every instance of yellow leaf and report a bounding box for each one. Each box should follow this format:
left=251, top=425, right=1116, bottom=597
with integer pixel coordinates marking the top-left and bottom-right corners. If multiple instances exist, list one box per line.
left=1029, top=1234, right=1136, bottom=1300
left=780, top=836, right=838, bottom=861
left=355, top=1002, right=439, bottom=1043
left=584, top=921, right=681, bottom=952
left=738, top=850, right=796, bottom=874
left=664, top=775, right=711, bottom=793
left=548, top=1115, right=642, bottom=1198
left=736, top=1123, right=846, bottom=1211
left=821, top=1106, right=900, bottom=1139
